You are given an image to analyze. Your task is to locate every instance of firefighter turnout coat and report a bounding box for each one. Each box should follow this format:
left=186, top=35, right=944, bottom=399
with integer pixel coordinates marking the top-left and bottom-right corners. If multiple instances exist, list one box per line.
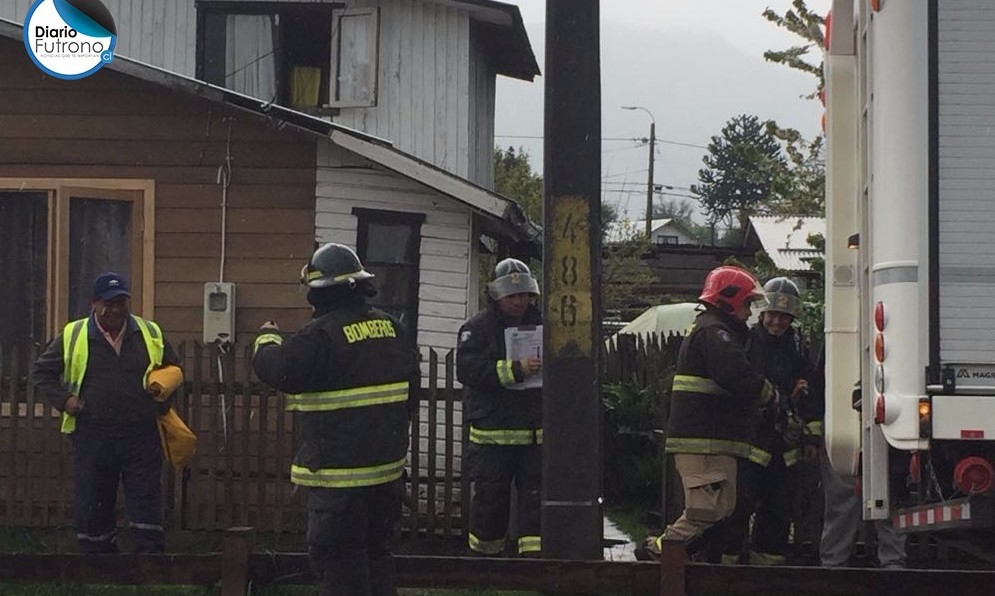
left=746, top=323, right=819, bottom=467
left=666, top=307, right=774, bottom=466
left=252, top=302, right=418, bottom=489
left=456, top=302, right=542, bottom=444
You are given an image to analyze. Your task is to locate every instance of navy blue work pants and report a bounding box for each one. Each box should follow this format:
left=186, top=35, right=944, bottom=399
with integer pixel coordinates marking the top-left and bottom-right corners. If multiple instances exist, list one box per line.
left=71, top=422, right=164, bottom=554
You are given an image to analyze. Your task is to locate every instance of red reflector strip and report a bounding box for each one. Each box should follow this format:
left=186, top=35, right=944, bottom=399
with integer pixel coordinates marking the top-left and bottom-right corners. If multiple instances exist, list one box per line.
left=961, top=430, right=985, bottom=439
left=893, top=502, right=971, bottom=530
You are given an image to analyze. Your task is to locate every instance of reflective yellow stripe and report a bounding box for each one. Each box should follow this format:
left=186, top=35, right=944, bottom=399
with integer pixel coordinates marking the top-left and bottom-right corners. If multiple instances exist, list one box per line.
left=468, top=532, right=505, bottom=555
left=290, top=457, right=406, bottom=488
left=665, top=437, right=771, bottom=466
left=783, top=447, right=802, bottom=467
left=671, top=374, right=731, bottom=396
left=61, top=316, right=163, bottom=435
left=721, top=553, right=741, bottom=565
left=806, top=420, right=824, bottom=437
left=496, top=360, right=516, bottom=386
left=748, top=551, right=786, bottom=566
left=469, top=425, right=542, bottom=445
left=253, top=332, right=283, bottom=353
left=517, top=535, right=541, bottom=554
left=286, top=381, right=409, bottom=412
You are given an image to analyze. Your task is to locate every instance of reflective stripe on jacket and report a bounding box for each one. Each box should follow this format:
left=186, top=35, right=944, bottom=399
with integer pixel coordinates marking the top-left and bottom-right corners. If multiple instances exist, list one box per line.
left=456, top=303, right=542, bottom=440
left=252, top=300, right=417, bottom=489
left=60, top=315, right=164, bottom=434
left=665, top=308, right=772, bottom=465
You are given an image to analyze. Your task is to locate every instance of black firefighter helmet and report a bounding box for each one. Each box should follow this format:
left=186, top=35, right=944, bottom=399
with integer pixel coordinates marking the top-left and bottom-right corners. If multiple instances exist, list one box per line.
left=300, top=243, right=375, bottom=288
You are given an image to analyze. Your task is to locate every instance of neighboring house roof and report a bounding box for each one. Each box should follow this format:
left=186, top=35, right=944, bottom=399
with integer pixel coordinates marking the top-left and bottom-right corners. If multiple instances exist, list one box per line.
left=745, top=216, right=825, bottom=273
left=604, top=218, right=694, bottom=244
left=434, top=0, right=541, bottom=80
left=0, top=18, right=538, bottom=248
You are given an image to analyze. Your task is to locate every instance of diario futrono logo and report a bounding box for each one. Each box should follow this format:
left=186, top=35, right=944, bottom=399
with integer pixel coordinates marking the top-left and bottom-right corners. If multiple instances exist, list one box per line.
left=23, top=0, right=117, bottom=80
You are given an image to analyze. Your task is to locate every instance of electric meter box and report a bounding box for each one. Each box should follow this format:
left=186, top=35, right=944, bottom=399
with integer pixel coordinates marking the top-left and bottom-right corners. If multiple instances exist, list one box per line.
left=203, top=282, right=236, bottom=345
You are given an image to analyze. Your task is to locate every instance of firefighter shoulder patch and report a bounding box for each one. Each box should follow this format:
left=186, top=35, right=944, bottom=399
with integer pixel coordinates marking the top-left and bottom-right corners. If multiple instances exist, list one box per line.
left=459, top=330, right=472, bottom=345
left=715, top=329, right=732, bottom=343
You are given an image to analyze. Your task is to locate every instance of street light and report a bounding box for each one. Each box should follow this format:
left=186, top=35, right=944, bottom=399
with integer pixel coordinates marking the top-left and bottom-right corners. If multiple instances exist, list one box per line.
left=621, top=105, right=656, bottom=239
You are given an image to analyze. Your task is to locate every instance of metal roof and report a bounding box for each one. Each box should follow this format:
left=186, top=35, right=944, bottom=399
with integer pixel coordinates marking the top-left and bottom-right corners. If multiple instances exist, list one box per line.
left=746, top=216, right=825, bottom=273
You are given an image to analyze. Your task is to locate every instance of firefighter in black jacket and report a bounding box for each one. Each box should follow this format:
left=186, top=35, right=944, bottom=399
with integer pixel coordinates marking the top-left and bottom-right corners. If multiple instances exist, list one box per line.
left=457, top=258, right=543, bottom=556
left=720, top=276, right=818, bottom=565
left=253, top=243, right=418, bottom=596
left=644, top=265, right=775, bottom=559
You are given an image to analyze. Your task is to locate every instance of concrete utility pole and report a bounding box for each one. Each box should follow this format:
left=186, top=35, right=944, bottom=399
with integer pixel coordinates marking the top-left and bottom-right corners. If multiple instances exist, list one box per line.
left=541, top=0, right=603, bottom=560
left=622, top=106, right=656, bottom=239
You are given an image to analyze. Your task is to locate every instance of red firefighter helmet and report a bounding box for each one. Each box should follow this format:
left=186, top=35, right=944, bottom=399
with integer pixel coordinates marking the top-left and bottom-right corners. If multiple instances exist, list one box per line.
left=698, top=266, right=767, bottom=314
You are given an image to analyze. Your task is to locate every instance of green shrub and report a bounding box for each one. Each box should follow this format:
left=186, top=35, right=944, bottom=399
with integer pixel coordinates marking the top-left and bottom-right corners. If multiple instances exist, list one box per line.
left=602, top=382, right=663, bottom=506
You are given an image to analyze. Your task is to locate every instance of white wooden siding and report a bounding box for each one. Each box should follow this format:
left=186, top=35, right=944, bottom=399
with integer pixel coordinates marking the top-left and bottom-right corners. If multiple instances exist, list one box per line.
left=937, top=0, right=995, bottom=363
left=336, top=0, right=479, bottom=181
left=1, top=0, right=198, bottom=76
left=315, top=140, right=470, bottom=363
left=469, top=29, right=495, bottom=187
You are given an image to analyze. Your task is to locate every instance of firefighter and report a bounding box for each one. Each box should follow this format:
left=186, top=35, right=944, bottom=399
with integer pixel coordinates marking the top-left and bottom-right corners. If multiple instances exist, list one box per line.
left=719, top=276, right=819, bottom=565
left=252, top=243, right=418, bottom=596
left=456, top=258, right=543, bottom=556
left=639, top=265, right=776, bottom=560
left=32, top=272, right=181, bottom=554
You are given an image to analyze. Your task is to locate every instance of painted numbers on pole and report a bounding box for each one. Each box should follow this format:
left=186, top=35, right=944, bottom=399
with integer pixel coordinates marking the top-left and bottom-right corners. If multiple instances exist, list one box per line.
left=548, top=195, right=593, bottom=357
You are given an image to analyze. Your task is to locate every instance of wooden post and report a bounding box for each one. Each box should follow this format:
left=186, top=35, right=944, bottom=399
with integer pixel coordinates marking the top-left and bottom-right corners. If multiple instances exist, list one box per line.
left=542, top=0, right=604, bottom=560
left=659, top=539, right=686, bottom=596
left=221, top=526, right=255, bottom=596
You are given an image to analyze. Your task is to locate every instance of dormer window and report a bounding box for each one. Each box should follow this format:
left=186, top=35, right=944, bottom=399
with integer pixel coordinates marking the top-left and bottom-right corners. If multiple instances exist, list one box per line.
left=198, top=2, right=379, bottom=111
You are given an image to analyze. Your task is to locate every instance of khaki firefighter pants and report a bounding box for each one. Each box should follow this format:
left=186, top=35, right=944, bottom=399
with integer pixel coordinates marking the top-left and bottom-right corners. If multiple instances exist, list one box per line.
left=662, top=453, right=738, bottom=542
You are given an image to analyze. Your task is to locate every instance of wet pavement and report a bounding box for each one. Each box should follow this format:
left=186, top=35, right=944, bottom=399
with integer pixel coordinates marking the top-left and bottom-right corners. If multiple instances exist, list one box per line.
left=603, top=516, right=638, bottom=561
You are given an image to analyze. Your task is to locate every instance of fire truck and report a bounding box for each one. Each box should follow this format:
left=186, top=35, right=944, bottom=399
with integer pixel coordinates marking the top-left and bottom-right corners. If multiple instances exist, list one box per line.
left=825, top=0, right=995, bottom=536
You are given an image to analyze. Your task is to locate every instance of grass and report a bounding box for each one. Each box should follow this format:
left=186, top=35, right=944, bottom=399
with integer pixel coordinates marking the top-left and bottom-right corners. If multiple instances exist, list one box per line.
left=0, top=587, right=539, bottom=595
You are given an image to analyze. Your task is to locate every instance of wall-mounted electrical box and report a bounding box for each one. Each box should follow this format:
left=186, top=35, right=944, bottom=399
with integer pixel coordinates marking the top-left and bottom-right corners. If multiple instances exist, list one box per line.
left=203, top=282, right=236, bottom=345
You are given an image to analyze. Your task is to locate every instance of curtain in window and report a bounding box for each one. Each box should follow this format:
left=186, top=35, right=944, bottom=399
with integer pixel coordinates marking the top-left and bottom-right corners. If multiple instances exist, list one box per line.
left=0, top=193, right=48, bottom=352
left=225, top=14, right=277, bottom=101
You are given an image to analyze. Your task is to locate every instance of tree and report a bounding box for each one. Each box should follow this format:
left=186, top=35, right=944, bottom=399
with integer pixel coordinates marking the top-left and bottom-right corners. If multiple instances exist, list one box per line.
left=762, top=0, right=825, bottom=99
left=494, top=146, right=543, bottom=222
left=691, top=114, right=787, bottom=244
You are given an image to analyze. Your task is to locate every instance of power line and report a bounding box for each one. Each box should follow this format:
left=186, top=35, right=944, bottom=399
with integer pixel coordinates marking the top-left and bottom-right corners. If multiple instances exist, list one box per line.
left=495, top=134, right=707, bottom=149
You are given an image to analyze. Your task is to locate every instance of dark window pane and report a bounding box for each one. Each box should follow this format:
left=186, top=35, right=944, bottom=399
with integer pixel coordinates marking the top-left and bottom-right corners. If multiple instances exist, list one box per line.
left=366, top=264, right=414, bottom=311
left=69, top=197, right=132, bottom=320
left=0, top=192, right=48, bottom=351
left=365, top=223, right=414, bottom=264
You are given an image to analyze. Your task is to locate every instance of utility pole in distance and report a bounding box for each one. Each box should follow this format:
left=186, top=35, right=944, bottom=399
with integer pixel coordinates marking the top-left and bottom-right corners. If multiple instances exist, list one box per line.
left=622, top=105, right=656, bottom=239
left=542, top=0, right=602, bottom=560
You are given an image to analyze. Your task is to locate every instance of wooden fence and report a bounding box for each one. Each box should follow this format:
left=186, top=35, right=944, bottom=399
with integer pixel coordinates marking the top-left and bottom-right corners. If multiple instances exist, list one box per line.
left=0, top=333, right=679, bottom=543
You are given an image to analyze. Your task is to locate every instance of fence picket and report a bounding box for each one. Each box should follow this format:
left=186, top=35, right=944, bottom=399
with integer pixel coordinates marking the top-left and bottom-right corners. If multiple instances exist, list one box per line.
left=0, top=333, right=681, bottom=544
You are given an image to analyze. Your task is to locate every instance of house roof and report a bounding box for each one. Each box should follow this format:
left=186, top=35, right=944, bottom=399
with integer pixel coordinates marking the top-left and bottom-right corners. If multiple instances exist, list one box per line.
left=745, top=216, right=825, bottom=272
left=0, top=17, right=539, bottom=248
left=604, top=218, right=694, bottom=244
left=428, top=0, right=540, bottom=81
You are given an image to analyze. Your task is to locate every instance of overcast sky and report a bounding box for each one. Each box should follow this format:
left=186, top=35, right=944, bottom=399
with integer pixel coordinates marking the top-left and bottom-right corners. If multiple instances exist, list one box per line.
left=495, top=0, right=831, bottom=222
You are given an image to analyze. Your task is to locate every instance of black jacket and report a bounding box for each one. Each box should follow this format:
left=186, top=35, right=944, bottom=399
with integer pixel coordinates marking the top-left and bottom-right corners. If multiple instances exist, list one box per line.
left=665, top=306, right=772, bottom=465
left=253, top=299, right=418, bottom=480
left=456, top=302, right=542, bottom=436
left=747, top=323, right=820, bottom=461
left=32, top=315, right=180, bottom=435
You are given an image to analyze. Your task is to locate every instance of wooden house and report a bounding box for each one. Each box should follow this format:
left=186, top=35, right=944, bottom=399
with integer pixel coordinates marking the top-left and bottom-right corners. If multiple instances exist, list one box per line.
left=0, top=0, right=539, bottom=186
left=0, top=18, right=537, bottom=370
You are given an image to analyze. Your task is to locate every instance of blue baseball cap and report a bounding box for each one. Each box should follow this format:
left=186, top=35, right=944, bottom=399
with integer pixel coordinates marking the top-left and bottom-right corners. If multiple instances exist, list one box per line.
left=92, top=272, right=131, bottom=301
